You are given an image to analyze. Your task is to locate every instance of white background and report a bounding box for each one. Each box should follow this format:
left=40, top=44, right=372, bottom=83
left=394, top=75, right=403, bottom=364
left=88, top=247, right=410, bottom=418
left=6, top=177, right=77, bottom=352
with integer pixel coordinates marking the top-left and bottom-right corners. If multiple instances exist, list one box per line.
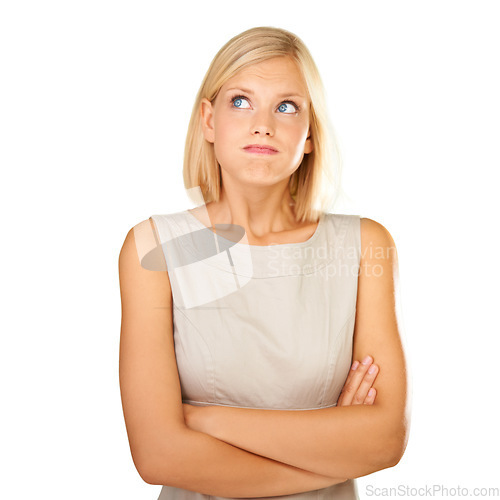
left=1, top=1, right=499, bottom=498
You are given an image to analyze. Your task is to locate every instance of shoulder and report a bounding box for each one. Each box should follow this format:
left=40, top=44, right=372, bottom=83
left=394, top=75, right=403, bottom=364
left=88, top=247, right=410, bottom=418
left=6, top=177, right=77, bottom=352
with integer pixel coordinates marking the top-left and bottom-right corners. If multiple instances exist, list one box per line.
left=359, top=217, right=398, bottom=262
left=325, top=214, right=396, bottom=250
left=119, top=218, right=166, bottom=274
left=119, top=218, right=156, bottom=258
left=360, top=217, right=395, bottom=243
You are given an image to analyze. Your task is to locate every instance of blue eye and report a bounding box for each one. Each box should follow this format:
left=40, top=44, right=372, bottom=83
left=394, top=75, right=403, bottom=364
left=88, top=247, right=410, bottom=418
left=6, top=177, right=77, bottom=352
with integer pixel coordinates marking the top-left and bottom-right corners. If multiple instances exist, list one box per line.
left=229, top=94, right=300, bottom=113
left=278, top=102, right=298, bottom=114
left=231, top=96, right=250, bottom=109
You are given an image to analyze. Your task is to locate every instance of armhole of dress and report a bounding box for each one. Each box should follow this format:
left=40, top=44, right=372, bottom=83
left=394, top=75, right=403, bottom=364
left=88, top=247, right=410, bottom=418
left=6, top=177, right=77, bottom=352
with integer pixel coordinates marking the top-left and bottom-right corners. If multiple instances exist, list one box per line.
left=149, top=216, right=161, bottom=246
left=148, top=216, right=168, bottom=273
left=355, top=215, right=362, bottom=263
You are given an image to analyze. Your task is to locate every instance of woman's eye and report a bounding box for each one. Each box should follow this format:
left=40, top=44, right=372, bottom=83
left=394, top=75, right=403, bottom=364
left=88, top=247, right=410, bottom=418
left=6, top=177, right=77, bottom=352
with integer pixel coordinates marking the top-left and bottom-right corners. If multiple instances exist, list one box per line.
left=277, top=102, right=298, bottom=114
left=231, top=97, right=250, bottom=109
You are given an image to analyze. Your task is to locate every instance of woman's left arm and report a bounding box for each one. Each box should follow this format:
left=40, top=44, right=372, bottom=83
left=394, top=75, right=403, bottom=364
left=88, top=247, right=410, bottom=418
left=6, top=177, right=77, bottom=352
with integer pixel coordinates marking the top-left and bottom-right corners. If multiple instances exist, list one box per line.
left=185, top=218, right=411, bottom=480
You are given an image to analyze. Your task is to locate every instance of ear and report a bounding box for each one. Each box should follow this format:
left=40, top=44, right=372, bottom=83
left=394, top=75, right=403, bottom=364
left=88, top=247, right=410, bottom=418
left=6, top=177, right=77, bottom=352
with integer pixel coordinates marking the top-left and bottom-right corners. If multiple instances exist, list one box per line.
left=200, top=98, right=215, bottom=144
left=304, top=129, right=313, bottom=154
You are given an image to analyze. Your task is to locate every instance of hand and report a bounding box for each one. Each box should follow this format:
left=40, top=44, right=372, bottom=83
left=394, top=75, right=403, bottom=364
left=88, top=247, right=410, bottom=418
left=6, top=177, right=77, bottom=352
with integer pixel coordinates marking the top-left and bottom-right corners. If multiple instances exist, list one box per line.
left=337, top=355, right=378, bottom=406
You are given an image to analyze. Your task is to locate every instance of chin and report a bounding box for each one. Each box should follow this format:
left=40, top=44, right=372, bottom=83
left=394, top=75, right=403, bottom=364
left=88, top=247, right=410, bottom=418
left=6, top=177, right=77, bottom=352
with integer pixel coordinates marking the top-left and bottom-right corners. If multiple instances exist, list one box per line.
left=221, top=163, right=288, bottom=187
left=242, top=172, right=281, bottom=185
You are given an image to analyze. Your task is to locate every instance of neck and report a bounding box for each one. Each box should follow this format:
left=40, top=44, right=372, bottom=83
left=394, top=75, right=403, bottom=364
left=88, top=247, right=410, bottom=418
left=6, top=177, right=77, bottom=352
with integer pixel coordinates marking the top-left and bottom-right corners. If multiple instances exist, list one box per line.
left=210, top=180, right=298, bottom=240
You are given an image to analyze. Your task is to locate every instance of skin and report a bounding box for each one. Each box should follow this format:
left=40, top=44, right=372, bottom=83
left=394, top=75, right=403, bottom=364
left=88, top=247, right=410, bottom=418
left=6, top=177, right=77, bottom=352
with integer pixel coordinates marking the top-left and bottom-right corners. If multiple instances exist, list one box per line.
left=186, top=56, right=409, bottom=477
left=119, top=219, right=381, bottom=497
left=118, top=55, right=409, bottom=496
left=179, top=218, right=409, bottom=480
left=199, top=55, right=317, bottom=244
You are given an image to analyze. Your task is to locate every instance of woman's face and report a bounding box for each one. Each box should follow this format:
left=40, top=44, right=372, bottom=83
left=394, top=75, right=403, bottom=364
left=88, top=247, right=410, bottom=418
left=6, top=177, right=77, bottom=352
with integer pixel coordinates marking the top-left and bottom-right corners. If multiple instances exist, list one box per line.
left=201, top=56, right=313, bottom=191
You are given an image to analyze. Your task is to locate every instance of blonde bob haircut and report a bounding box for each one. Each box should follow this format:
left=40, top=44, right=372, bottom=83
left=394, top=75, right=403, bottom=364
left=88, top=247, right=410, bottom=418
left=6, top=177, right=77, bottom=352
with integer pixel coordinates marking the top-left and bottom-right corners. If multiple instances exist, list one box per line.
left=183, top=26, right=342, bottom=223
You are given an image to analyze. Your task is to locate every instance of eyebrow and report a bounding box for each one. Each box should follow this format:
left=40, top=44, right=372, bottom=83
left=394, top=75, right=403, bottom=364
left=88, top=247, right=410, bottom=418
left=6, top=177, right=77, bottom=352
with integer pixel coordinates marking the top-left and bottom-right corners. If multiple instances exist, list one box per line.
left=225, top=87, right=306, bottom=99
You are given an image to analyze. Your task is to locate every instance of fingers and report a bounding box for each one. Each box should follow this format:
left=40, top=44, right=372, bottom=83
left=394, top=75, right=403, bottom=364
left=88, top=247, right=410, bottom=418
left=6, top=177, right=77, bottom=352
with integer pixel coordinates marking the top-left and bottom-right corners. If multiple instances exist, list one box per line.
left=337, top=355, right=379, bottom=406
left=353, top=357, right=378, bottom=405
left=364, top=387, right=376, bottom=405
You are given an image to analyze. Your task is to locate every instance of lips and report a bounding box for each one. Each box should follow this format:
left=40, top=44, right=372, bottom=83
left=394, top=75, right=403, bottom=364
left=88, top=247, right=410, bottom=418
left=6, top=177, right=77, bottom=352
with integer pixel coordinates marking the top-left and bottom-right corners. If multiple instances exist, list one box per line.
left=243, top=144, right=279, bottom=154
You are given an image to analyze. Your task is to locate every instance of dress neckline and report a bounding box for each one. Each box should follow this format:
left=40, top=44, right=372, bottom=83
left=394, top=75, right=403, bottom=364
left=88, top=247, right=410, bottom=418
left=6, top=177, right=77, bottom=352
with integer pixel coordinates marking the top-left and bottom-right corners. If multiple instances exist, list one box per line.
left=175, top=209, right=337, bottom=279
left=184, top=209, right=326, bottom=251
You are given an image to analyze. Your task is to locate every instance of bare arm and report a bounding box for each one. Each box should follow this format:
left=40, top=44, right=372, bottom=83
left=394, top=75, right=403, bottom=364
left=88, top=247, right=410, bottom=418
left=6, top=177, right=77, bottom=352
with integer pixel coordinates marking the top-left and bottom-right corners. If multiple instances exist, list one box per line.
left=148, top=428, right=348, bottom=497
left=178, top=218, right=411, bottom=480
left=118, top=219, right=348, bottom=498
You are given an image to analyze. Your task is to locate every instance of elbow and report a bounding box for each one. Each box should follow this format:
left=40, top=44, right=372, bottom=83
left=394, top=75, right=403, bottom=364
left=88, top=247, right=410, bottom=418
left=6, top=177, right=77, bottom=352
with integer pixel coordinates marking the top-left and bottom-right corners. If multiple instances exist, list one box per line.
left=343, top=409, right=410, bottom=478
left=138, top=450, right=178, bottom=486
left=382, top=441, right=404, bottom=470
left=358, top=416, right=409, bottom=477
left=130, top=451, right=157, bottom=485
left=132, top=448, right=166, bottom=485
left=343, top=427, right=409, bottom=480
left=382, top=422, right=410, bottom=469
left=138, top=463, right=157, bottom=486
left=133, top=429, right=189, bottom=486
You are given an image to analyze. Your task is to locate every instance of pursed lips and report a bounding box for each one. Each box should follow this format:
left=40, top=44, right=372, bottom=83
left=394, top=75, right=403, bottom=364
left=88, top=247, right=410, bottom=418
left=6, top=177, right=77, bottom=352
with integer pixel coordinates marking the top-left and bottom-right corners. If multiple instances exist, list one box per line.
left=243, top=144, right=279, bottom=154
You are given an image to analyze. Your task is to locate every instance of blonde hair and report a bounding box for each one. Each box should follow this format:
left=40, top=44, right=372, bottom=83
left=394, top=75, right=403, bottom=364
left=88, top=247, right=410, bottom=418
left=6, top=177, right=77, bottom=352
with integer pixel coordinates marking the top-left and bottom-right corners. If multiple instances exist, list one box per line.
left=183, top=26, right=342, bottom=223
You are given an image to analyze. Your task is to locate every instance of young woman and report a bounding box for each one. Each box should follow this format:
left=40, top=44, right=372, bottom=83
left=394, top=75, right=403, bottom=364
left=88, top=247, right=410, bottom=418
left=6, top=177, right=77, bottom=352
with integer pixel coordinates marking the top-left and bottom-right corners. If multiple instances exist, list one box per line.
left=119, top=26, right=410, bottom=500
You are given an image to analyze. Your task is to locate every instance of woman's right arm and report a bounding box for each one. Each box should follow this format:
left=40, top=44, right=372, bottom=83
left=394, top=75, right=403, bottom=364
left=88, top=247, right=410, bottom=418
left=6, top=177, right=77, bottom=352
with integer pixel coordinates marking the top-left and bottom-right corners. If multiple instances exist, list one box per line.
left=118, top=219, right=347, bottom=498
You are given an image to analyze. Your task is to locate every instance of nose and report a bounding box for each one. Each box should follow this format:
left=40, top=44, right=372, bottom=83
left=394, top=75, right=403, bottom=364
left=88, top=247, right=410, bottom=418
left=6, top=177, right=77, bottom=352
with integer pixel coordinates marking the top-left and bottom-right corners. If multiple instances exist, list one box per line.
left=250, top=109, right=275, bottom=136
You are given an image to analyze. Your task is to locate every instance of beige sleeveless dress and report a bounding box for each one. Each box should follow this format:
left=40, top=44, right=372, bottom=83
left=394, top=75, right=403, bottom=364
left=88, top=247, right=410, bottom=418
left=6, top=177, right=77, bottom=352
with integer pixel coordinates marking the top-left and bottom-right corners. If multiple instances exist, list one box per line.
left=150, top=209, right=361, bottom=500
